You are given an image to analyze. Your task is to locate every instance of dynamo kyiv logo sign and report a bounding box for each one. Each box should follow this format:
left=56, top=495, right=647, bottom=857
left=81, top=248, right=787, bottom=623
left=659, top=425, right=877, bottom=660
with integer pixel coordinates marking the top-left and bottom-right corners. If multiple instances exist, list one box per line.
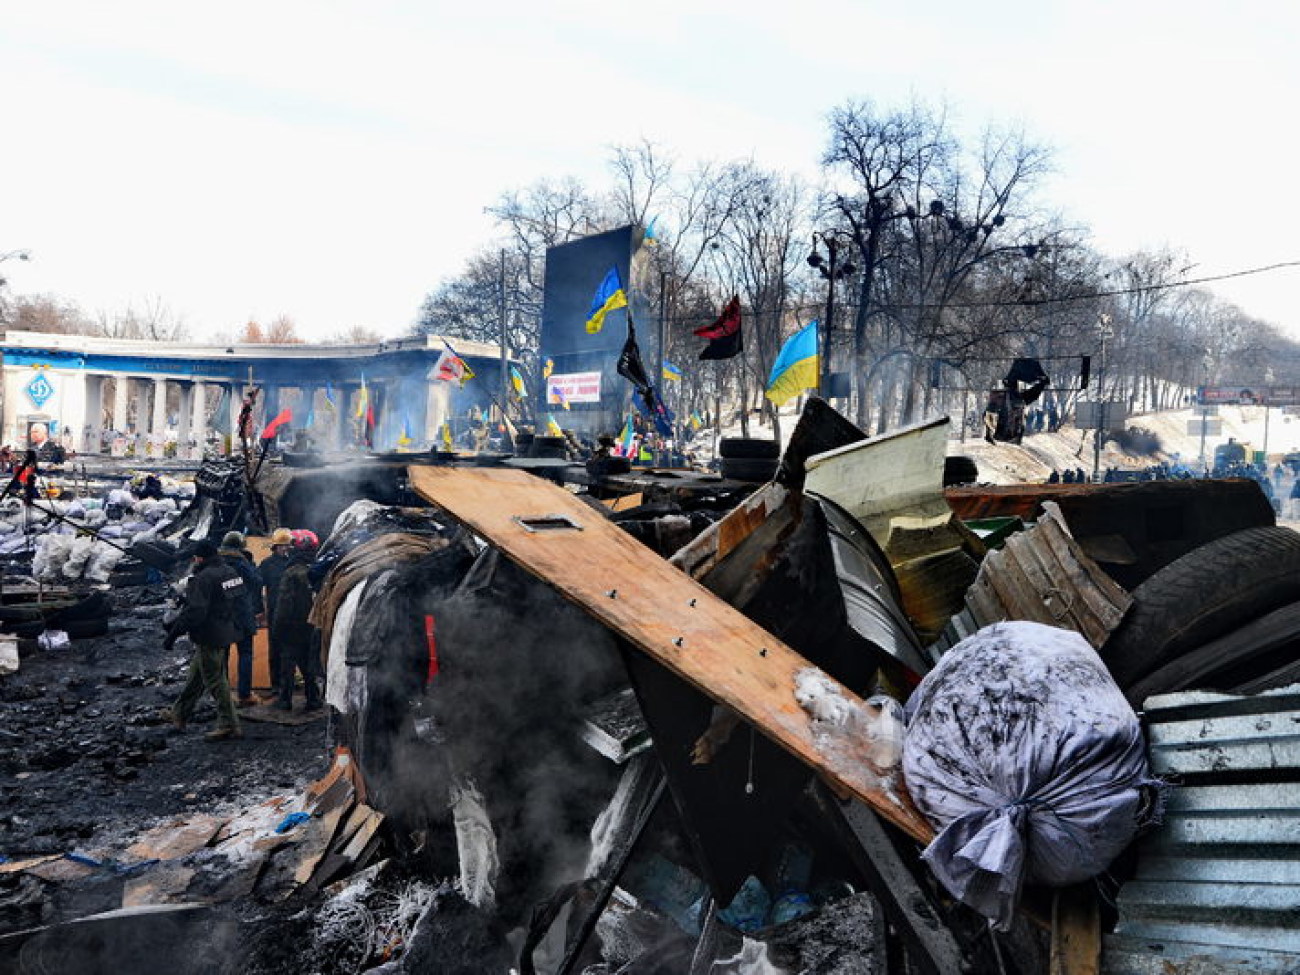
left=26, top=373, right=54, bottom=409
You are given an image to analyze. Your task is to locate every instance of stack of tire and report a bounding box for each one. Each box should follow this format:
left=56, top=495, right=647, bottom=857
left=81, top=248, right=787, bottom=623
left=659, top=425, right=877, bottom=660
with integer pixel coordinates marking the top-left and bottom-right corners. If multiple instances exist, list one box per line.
left=1101, top=526, right=1300, bottom=704
left=719, top=438, right=780, bottom=483
left=0, top=591, right=112, bottom=640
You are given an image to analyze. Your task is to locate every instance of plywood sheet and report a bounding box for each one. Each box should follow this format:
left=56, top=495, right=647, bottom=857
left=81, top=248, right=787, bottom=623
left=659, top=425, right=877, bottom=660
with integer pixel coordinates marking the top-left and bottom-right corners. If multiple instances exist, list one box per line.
left=410, top=466, right=933, bottom=842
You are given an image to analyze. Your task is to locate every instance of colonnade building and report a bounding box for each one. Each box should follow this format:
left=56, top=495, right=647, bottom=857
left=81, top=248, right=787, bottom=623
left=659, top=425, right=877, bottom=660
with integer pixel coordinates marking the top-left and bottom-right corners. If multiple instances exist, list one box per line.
left=0, top=330, right=507, bottom=457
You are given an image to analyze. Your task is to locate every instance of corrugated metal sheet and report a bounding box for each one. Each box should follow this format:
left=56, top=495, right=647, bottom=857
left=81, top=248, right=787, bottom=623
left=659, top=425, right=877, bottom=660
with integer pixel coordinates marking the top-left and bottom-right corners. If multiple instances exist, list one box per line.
left=1102, top=687, right=1300, bottom=974
left=929, top=501, right=1132, bottom=659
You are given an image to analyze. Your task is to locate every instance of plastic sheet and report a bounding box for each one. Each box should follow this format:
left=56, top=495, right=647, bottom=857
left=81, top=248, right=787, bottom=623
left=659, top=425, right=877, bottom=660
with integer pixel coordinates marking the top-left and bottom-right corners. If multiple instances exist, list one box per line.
left=904, top=620, right=1162, bottom=929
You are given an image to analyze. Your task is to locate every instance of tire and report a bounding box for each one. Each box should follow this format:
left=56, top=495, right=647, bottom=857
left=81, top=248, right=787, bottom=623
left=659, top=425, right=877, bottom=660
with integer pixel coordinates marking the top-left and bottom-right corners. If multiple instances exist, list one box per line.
left=1124, top=601, right=1300, bottom=705
left=943, top=455, right=979, bottom=487
left=719, top=437, right=780, bottom=460
left=1101, top=526, right=1300, bottom=689
left=720, top=457, right=779, bottom=483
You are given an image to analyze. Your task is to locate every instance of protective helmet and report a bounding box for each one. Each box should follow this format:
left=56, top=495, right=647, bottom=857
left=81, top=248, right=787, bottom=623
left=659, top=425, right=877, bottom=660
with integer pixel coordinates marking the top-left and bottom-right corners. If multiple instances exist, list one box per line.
left=221, top=531, right=246, bottom=549
left=290, top=529, right=320, bottom=551
left=270, top=527, right=293, bottom=547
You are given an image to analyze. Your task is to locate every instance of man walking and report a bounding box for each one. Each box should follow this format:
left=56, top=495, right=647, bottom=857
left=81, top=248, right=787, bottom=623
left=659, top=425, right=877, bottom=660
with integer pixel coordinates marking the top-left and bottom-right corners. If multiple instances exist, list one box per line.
left=219, top=531, right=264, bottom=707
left=162, top=540, right=247, bottom=741
left=258, top=527, right=293, bottom=697
left=273, top=530, right=322, bottom=711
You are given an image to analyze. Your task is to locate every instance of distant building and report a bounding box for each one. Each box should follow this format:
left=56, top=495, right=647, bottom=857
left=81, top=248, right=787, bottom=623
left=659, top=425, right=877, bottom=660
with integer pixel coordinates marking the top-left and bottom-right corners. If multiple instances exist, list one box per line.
left=0, top=330, right=509, bottom=456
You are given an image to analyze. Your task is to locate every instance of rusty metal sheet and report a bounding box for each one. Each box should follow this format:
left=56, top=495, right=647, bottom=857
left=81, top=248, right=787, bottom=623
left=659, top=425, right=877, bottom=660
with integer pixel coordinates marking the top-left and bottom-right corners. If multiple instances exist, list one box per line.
left=409, top=465, right=933, bottom=842
left=931, top=503, right=1132, bottom=655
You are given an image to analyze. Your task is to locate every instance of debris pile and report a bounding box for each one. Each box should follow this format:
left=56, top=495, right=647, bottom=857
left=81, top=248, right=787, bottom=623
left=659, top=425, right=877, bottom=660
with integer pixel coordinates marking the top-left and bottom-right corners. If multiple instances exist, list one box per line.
left=5, top=396, right=1300, bottom=973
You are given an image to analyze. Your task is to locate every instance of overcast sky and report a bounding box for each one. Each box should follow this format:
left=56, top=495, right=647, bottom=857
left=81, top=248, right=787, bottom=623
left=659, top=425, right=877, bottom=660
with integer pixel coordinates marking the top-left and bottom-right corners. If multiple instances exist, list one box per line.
left=2, top=1, right=1297, bottom=343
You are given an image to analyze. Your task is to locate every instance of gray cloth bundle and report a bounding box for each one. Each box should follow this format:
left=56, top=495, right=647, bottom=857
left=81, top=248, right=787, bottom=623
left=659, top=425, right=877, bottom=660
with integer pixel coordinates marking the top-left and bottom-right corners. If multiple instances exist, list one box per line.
left=904, top=621, right=1162, bottom=928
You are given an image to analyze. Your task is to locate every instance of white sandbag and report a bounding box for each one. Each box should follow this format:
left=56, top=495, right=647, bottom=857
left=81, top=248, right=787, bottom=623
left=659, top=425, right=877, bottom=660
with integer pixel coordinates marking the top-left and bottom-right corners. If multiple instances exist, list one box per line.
left=904, top=621, right=1163, bottom=929
left=330, top=500, right=385, bottom=541
left=84, top=542, right=126, bottom=583
left=32, top=534, right=75, bottom=582
left=62, top=535, right=96, bottom=580
left=0, top=637, right=18, bottom=675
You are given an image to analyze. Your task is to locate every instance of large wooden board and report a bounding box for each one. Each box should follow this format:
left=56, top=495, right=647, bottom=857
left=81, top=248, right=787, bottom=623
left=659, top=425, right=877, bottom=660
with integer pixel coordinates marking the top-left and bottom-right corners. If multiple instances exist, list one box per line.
left=410, top=466, right=933, bottom=842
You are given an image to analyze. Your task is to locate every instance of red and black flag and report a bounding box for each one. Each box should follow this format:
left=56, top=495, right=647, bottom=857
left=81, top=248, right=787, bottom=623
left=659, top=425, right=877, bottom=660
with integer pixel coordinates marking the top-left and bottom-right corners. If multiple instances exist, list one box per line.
left=695, top=295, right=743, bottom=360
left=260, top=408, right=293, bottom=441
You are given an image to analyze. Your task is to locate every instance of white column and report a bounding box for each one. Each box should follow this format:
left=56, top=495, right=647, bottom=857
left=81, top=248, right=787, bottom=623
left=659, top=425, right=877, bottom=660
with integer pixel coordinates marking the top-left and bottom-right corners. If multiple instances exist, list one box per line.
left=112, top=376, right=130, bottom=432
left=151, top=377, right=168, bottom=435
left=191, top=382, right=208, bottom=450
left=85, top=376, right=105, bottom=453
left=177, top=382, right=193, bottom=448
left=132, top=380, right=150, bottom=435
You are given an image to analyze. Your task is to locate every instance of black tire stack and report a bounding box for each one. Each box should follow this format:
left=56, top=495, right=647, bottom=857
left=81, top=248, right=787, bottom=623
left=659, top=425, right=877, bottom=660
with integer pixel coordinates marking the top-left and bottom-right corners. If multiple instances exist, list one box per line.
left=719, top=438, right=780, bottom=483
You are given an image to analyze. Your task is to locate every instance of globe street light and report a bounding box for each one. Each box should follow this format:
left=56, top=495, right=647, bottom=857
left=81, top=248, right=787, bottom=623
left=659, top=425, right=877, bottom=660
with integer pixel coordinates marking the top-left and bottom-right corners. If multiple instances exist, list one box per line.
left=807, top=232, right=856, bottom=395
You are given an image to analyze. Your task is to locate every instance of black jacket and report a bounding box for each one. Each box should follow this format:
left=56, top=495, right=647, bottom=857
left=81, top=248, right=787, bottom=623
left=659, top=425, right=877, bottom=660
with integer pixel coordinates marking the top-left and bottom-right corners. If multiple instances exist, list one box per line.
left=219, top=548, right=264, bottom=640
left=259, top=551, right=291, bottom=624
left=171, top=555, right=247, bottom=648
left=271, top=556, right=316, bottom=653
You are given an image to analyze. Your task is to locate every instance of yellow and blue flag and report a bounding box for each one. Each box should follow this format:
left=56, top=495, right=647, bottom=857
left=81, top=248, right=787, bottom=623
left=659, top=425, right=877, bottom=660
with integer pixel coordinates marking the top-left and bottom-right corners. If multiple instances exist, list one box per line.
left=615, top=416, right=636, bottom=458
left=509, top=365, right=527, bottom=397
left=441, top=421, right=453, bottom=451
left=661, top=360, right=682, bottom=382
left=546, top=413, right=564, bottom=437
left=543, top=358, right=554, bottom=379
left=585, top=266, right=628, bottom=335
left=548, top=383, right=571, bottom=410
left=397, top=413, right=413, bottom=448
left=355, top=376, right=369, bottom=419
left=765, top=320, right=819, bottom=407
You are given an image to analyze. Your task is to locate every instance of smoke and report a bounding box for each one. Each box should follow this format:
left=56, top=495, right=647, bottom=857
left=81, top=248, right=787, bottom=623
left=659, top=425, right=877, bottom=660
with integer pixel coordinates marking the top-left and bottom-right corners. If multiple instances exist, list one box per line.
left=343, top=546, right=624, bottom=928
left=1110, top=426, right=1163, bottom=458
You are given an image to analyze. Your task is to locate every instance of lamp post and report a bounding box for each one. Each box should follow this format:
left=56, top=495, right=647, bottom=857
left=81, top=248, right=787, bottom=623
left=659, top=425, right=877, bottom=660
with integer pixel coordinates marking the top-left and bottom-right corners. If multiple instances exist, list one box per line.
left=1093, top=314, right=1113, bottom=480
left=807, top=232, right=856, bottom=396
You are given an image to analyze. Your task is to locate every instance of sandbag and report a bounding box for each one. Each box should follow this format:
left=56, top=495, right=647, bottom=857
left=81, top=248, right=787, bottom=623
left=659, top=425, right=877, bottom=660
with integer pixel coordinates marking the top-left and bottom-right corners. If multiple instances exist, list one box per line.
left=903, top=620, right=1162, bottom=929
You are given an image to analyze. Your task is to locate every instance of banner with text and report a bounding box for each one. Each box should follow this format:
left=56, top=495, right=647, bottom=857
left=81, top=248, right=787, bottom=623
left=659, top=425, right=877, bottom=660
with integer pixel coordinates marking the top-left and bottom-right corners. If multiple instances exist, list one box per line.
left=547, top=371, right=603, bottom=405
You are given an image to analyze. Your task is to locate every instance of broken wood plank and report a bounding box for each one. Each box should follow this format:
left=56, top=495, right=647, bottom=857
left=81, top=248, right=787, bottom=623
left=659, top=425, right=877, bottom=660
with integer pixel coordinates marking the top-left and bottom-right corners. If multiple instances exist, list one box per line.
left=410, top=466, right=934, bottom=843
left=1050, top=883, right=1101, bottom=975
left=0, top=854, right=60, bottom=875
left=124, top=814, right=225, bottom=862
left=121, top=863, right=196, bottom=907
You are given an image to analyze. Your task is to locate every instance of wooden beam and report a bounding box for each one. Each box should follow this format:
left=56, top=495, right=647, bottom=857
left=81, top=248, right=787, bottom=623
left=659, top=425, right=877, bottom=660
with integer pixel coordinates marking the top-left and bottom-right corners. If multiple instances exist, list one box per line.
left=409, top=466, right=934, bottom=843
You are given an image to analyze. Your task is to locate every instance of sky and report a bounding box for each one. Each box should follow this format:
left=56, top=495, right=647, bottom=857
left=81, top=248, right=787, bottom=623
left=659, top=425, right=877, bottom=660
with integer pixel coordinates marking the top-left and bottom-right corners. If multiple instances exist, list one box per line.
left=2, top=1, right=1298, bottom=343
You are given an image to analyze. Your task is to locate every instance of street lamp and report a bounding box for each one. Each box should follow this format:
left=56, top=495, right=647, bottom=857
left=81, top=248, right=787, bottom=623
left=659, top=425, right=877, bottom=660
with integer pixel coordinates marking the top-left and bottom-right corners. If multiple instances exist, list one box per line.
left=807, top=231, right=856, bottom=395
left=1092, top=314, right=1114, bottom=480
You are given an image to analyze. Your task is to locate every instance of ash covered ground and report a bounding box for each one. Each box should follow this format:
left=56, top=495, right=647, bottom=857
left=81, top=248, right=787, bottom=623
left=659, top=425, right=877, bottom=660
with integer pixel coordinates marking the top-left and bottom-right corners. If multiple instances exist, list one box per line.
left=0, top=581, right=328, bottom=940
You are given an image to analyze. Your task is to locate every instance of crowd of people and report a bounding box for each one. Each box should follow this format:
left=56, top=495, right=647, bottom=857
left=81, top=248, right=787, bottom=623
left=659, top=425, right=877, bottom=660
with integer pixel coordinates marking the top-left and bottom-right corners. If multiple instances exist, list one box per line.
left=162, top=526, right=322, bottom=742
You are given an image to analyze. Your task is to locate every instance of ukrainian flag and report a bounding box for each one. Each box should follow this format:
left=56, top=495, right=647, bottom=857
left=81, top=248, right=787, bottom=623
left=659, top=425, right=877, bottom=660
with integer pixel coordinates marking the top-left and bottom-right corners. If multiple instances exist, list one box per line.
left=765, top=320, right=819, bottom=407
left=585, top=266, right=628, bottom=335
left=662, top=360, right=682, bottom=382
left=616, top=416, right=635, bottom=457
left=546, top=414, right=565, bottom=436
left=509, top=365, right=527, bottom=397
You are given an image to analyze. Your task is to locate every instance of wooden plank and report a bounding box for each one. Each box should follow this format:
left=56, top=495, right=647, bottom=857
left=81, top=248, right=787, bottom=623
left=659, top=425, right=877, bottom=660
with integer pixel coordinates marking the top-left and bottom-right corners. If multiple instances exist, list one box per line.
left=1050, top=883, right=1101, bottom=975
left=410, top=466, right=934, bottom=842
left=124, top=814, right=225, bottom=862
left=0, top=854, right=60, bottom=875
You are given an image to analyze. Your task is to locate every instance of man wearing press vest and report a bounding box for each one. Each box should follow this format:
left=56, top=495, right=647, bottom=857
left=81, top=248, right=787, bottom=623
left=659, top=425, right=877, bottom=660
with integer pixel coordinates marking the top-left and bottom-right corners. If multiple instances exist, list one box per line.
left=162, top=539, right=247, bottom=741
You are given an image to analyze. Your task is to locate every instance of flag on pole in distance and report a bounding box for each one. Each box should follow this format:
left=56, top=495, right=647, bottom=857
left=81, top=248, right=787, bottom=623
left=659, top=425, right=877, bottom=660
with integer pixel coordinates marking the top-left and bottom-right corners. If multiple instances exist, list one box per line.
left=585, top=265, right=628, bottom=334
left=662, top=360, right=683, bottom=382
left=397, top=413, right=413, bottom=448
left=765, top=320, right=820, bottom=407
left=324, top=382, right=336, bottom=410
left=509, top=365, right=527, bottom=398
left=546, top=414, right=564, bottom=437
left=260, top=408, right=293, bottom=441
left=543, top=358, right=554, bottom=379
left=433, top=350, right=474, bottom=386
left=441, top=421, right=453, bottom=451
left=615, top=416, right=636, bottom=458
left=689, top=411, right=703, bottom=431
left=355, top=376, right=369, bottom=419
left=696, top=295, right=743, bottom=360
left=548, top=384, right=571, bottom=410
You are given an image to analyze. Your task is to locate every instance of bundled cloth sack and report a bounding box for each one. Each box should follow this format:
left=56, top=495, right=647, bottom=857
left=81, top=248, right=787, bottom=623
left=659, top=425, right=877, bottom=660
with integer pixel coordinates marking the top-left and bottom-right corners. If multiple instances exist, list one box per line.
left=903, top=620, right=1163, bottom=929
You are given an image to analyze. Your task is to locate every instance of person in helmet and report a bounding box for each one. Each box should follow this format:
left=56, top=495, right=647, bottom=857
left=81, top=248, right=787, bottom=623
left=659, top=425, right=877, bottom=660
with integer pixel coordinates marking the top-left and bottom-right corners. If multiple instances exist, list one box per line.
left=218, top=531, right=264, bottom=706
left=272, top=530, right=322, bottom=710
left=259, top=527, right=294, bottom=696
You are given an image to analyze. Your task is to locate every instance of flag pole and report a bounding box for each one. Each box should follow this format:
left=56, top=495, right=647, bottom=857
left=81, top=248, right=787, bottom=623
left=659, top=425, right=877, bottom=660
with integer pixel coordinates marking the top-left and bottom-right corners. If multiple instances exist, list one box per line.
left=437, top=336, right=515, bottom=431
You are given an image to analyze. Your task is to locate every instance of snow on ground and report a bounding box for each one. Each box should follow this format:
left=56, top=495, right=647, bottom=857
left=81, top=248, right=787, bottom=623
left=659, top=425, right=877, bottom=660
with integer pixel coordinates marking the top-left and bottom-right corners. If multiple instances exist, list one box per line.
left=687, top=401, right=1300, bottom=488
